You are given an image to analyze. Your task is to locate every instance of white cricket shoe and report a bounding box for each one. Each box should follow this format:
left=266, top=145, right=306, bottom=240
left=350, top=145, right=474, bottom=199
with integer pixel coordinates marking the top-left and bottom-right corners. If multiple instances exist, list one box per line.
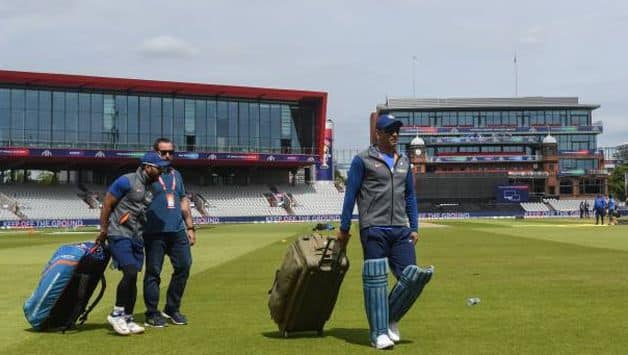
left=107, top=315, right=130, bottom=335
left=388, top=322, right=400, bottom=342
left=372, top=334, right=395, bottom=350
left=126, top=317, right=145, bottom=334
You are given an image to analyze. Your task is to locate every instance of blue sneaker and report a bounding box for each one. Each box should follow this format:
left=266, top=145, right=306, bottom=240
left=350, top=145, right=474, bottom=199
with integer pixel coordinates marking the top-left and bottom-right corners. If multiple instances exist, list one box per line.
left=144, top=313, right=167, bottom=328
left=162, top=310, right=188, bottom=325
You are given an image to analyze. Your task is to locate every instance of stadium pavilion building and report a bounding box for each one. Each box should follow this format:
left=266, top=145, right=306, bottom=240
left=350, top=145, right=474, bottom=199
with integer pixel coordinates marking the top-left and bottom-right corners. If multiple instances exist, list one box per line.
left=615, top=143, right=628, bottom=165
left=373, top=97, right=607, bottom=203
left=0, top=70, right=328, bottom=186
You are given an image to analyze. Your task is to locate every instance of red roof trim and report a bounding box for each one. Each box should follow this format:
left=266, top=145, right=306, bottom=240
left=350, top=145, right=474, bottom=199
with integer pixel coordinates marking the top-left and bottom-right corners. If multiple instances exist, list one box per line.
left=316, top=94, right=328, bottom=162
left=0, top=70, right=327, bottom=102
left=0, top=69, right=328, bottom=157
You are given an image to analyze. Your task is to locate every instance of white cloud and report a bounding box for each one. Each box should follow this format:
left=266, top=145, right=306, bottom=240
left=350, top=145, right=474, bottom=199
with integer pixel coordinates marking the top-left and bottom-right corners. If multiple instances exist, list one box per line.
left=138, top=35, right=198, bottom=58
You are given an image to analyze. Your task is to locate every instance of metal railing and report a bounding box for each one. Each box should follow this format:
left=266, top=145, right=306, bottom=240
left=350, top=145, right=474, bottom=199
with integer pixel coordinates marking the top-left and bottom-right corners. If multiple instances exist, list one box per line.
left=0, top=139, right=318, bottom=155
left=507, top=171, right=549, bottom=178
left=427, top=154, right=543, bottom=162
left=586, top=169, right=610, bottom=176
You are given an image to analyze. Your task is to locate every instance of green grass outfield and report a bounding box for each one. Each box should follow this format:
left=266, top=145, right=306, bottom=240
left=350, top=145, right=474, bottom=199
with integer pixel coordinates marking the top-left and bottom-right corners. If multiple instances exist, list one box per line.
left=1, top=219, right=628, bottom=354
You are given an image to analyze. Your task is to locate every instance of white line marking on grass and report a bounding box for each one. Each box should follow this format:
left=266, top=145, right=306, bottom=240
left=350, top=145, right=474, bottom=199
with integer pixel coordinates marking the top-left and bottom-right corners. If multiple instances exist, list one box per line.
left=0, top=230, right=41, bottom=234
left=515, top=224, right=609, bottom=228
left=420, top=222, right=448, bottom=228
left=46, top=231, right=95, bottom=234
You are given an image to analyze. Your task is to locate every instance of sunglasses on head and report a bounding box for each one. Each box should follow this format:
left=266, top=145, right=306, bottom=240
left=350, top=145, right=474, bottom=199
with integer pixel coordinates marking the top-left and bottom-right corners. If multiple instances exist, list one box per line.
left=159, top=150, right=175, bottom=155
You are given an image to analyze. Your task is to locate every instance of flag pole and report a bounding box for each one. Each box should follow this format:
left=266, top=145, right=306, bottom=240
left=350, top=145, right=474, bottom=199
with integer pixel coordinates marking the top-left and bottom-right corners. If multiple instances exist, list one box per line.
left=412, top=56, right=417, bottom=97
left=514, top=50, right=518, bottom=97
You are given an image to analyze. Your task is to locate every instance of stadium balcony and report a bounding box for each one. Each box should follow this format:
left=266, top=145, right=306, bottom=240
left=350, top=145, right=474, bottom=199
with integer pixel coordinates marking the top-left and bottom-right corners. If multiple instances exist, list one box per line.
left=0, top=192, right=24, bottom=219
left=82, top=184, right=240, bottom=218
left=0, top=206, right=20, bottom=220
left=0, top=183, right=98, bottom=220
left=188, top=182, right=357, bottom=218
left=190, top=185, right=288, bottom=217
left=278, top=181, right=356, bottom=216
left=418, top=200, right=525, bottom=214
left=544, top=199, right=595, bottom=212
left=520, top=202, right=551, bottom=212
left=434, top=169, right=511, bottom=174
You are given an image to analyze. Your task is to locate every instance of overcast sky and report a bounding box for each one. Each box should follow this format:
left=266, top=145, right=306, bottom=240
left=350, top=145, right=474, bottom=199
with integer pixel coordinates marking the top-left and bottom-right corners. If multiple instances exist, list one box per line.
left=1, top=0, right=626, bottom=151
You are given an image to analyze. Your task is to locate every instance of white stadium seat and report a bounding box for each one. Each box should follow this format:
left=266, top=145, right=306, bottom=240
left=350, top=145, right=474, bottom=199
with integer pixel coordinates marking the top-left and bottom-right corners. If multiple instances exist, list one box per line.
left=0, top=184, right=98, bottom=220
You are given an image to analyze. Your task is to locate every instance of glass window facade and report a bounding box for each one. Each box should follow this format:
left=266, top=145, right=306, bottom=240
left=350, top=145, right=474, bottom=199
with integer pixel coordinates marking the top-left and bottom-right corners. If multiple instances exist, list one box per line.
left=556, top=134, right=596, bottom=151
left=386, top=109, right=592, bottom=128
left=0, top=87, right=317, bottom=154
left=392, top=107, right=598, bottom=157
left=392, top=105, right=600, bottom=189
left=559, top=159, right=597, bottom=171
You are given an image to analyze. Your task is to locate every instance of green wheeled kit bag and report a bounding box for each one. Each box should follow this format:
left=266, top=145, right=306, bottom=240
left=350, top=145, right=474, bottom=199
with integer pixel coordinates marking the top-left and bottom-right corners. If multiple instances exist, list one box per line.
left=268, top=234, right=349, bottom=337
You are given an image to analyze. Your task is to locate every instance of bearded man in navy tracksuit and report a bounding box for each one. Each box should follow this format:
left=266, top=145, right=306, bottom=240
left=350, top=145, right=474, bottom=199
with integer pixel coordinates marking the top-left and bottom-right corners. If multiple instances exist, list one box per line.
left=337, top=114, right=433, bottom=350
left=143, top=138, right=196, bottom=327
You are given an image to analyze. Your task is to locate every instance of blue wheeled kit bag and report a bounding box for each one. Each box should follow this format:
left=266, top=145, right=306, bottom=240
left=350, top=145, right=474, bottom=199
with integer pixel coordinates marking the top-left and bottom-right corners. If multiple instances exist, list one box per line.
left=24, top=241, right=110, bottom=331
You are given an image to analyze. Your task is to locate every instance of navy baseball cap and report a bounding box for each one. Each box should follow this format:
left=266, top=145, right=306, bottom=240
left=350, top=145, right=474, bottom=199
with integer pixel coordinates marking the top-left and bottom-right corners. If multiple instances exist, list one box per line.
left=141, top=151, right=171, bottom=168
left=375, top=114, right=403, bottom=131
